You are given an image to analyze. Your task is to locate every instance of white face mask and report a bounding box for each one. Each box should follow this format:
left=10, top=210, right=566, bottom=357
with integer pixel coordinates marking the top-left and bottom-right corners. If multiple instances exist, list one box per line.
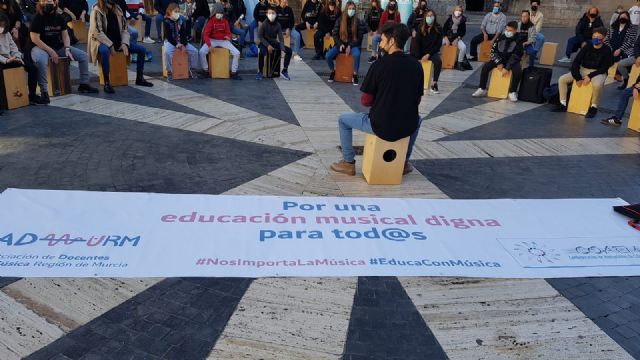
left=171, top=12, right=180, bottom=21
left=0, top=27, right=5, bottom=34
left=454, top=11, right=461, bottom=17
left=504, top=31, right=514, bottom=38
left=347, top=8, right=355, bottom=17
left=215, top=13, right=223, bottom=19
left=267, top=13, right=276, bottom=22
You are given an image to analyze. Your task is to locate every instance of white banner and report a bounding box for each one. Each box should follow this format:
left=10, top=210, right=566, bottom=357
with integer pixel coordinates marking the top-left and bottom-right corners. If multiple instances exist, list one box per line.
left=0, top=189, right=638, bottom=278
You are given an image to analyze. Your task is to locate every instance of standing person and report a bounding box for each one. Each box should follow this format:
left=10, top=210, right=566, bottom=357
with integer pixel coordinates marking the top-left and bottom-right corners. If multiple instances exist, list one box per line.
left=277, top=0, right=302, bottom=61
left=0, top=13, right=45, bottom=106
left=517, top=10, right=537, bottom=68
left=256, top=7, right=292, bottom=80
left=367, top=0, right=400, bottom=63
left=163, top=3, right=199, bottom=79
left=412, top=9, right=442, bottom=94
left=331, top=22, right=423, bottom=176
left=469, top=1, right=506, bottom=62
left=529, top=1, right=544, bottom=61
left=154, top=0, right=173, bottom=42
left=191, top=0, right=210, bottom=42
left=631, top=0, right=640, bottom=26
left=249, top=0, right=270, bottom=44
left=471, top=21, right=523, bottom=102
left=553, top=27, right=613, bottom=118
left=313, top=0, right=340, bottom=60
left=30, top=0, right=99, bottom=102
left=326, top=0, right=365, bottom=85
left=125, top=0, right=155, bottom=43
left=294, top=0, right=322, bottom=48
left=199, top=3, right=241, bottom=79
left=88, top=0, right=153, bottom=94
left=604, top=11, right=638, bottom=89
left=559, top=7, right=604, bottom=63
left=442, top=5, right=469, bottom=71
left=0, top=0, right=28, bottom=51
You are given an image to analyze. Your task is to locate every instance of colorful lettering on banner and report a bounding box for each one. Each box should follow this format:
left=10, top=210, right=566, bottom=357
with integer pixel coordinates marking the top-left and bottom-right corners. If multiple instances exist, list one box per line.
left=0, top=189, right=637, bottom=278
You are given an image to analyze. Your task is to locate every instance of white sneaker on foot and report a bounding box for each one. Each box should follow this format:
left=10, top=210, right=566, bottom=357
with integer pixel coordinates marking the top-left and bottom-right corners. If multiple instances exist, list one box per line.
left=143, top=37, right=155, bottom=44
left=472, top=88, right=487, bottom=97
left=558, top=56, right=571, bottom=63
left=293, top=54, right=303, bottom=61
left=508, top=92, right=518, bottom=102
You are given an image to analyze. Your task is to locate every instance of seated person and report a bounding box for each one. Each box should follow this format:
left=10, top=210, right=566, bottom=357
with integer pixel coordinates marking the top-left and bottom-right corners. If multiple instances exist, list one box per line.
left=313, top=0, right=340, bottom=60
left=559, top=7, right=604, bottom=63
left=88, top=0, right=153, bottom=94
left=1, top=0, right=29, bottom=51
left=517, top=10, right=537, bottom=68
left=256, top=7, right=291, bottom=80
left=368, top=0, right=400, bottom=63
left=0, top=13, right=45, bottom=106
left=365, top=0, right=381, bottom=36
left=163, top=3, right=199, bottom=79
left=554, top=27, right=613, bottom=118
left=530, top=0, right=544, bottom=57
left=191, top=0, right=210, bottom=42
left=249, top=0, right=270, bottom=44
left=125, top=0, right=155, bottom=43
left=220, top=0, right=247, bottom=50
left=199, top=3, right=241, bottom=80
left=331, top=23, right=423, bottom=176
left=604, top=11, right=638, bottom=89
left=294, top=0, right=322, bottom=48
left=30, top=0, right=98, bottom=102
left=442, top=5, right=469, bottom=71
left=407, top=0, right=427, bottom=42
left=154, top=0, right=173, bottom=42
left=60, top=0, right=89, bottom=22
left=472, top=21, right=523, bottom=102
left=469, top=1, right=506, bottom=62
left=601, top=72, right=640, bottom=127
left=412, top=9, right=442, bottom=94
left=277, top=0, right=302, bottom=61
left=326, top=1, right=365, bottom=85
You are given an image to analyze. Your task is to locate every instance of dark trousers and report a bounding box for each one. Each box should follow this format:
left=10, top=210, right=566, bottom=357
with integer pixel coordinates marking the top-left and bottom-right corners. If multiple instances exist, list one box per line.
left=258, top=43, right=292, bottom=71
left=479, top=61, right=522, bottom=93
left=430, top=53, right=442, bottom=82
left=294, top=22, right=314, bottom=46
left=314, top=29, right=329, bottom=55
left=470, top=33, right=495, bottom=57
left=0, top=61, right=38, bottom=109
left=565, top=35, right=585, bottom=58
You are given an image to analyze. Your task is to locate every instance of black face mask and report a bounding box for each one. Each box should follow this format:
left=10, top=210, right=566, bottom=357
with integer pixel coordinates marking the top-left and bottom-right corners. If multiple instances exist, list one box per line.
left=589, top=13, right=597, bottom=19
left=43, top=4, right=55, bottom=13
left=620, top=18, right=629, bottom=24
left=531, top=5, right=538, bottom=11
left=389, top=4, right=396, bottom=11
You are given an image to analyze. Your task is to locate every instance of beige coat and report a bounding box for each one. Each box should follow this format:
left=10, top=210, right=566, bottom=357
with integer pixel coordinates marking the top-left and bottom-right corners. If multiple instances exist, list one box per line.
left=87, top=5, right=130, bottom=64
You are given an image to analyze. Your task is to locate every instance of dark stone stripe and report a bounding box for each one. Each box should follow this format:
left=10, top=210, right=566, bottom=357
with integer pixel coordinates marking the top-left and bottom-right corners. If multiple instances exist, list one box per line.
left=0, top=277, right=20, bottom=288
left=342, top=277, right=448, bottom=360
left=26, top=278, right=253, bottom=360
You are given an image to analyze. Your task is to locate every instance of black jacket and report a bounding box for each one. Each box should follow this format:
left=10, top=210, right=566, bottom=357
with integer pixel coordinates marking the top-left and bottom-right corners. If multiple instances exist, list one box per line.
left=163, top=17, right=189, bottom=46
left=318, top=9, right=341, bottom=33
left=489, top=34, right=523, bottom=70
left=258, top=18, right=284, bottom=47
left=366, top=7, right=381, bottom=32
left=575, top=14, right=604, bottom=39
left=192, top=0, right=210, bottom=20
left=253, top=1, right=270, bottom=22
left=229, top=0, right=246, bottom=20
left=332, top=15, right=366, bottom=48
left=407, top=10, right=426, bottom=32
left=412, top=25, right=443, bottom=58
left=300, top=0, right=322, bottom=24
left=442, top=14, right=467, bottom=40
left=571, top=43, right=613, bottom=80
left=276, top=5, right=295, bottom=30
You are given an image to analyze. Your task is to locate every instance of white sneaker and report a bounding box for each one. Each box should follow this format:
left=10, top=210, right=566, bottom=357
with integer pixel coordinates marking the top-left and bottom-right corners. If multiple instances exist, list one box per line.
left=472, top=88, right=487, bottom=97
left=558, top=56, right=571, bottom=63
left=508, top=92, right=518, bottom=102
left=293, top=54, right=303, bottom=61
left=143, top=37, right=155, bottom=44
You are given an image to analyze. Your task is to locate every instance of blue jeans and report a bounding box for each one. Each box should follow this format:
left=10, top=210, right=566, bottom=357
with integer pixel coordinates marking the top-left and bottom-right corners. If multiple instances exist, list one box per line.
left=615, top=87, right=634, bottom=120
left=232, top=26, right=246, bottom=46
left=249, top=20, right=260, bottom=43
left=155, top=13, right=164, bottom=40
left=98, top=43, right=146, bottom=78
left=534, top=32, right=545, bottom=54
left=338, top=112, right=422, bottom=162
left=290, top=29, right=301, bottom=53
left=565, top=35, right=584, bottom=58
left=372, top=33, right=381, bottom=53
left=327, top=46, right=361, bottom=73
left=194, top=16, right=206, bottom=34
left=524, top=44, right=536, bottom=67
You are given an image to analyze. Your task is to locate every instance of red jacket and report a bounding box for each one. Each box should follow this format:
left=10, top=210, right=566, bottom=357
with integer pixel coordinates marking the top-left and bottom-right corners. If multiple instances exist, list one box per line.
left=203, top=17, right=231, bottom=46
left=378, top=10, right=401, bottom=30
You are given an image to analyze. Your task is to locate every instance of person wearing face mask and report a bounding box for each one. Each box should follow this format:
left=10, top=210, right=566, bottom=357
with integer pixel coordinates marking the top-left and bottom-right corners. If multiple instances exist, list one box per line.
left=604, top=11, right=638, bottom=89
left=199, top=3, right=241, bottom=79
left=367, top=0, right=400, bottom=63
left=611, top=5, right=624, bottom=27
left=366, top=0, right=381, bottom=33
left=163, top=3, right=199, bottom=79
left=554, top=27, right=613, bottom=118
left=256, top=7, right=292, bottom=80
left=88, top=0, right=153, bottom=93
left=442, top=5, right=468, bottom=71
left=249, top=0, right=270, bottom=44
left=407, top=0, right=427, bottom=38
left=277, top=0, right=302, bottom=61
left=30, top=0, right=98, bottom=101
left=327, top=1, right=365, bottom=85
left=558, top=7, right=604, bottom=63
left=294, top=0, right=322, bottom=48
left=0, top=0, right=29, bottom=52
left=411, top=9, right=441, bottom=94
left=331, top=22, right=423, bottom=176
left=631, top=0, right=640, bottom=26
left=529, top=1, right=544, bottom=62
left=0, top=13, right=45, bottom=106
left=517, top=10, right=537, bottom=68
left=468, top=1, right=506, bottom=62
left=472, top=21, right=523, bottom=102
left=313, top=0, right=340, bottom=60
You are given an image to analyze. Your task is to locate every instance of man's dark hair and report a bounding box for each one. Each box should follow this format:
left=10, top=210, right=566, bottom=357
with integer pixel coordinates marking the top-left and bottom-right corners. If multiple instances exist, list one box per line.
left=506, top=21, right=518, bottom=29
left=530, top=0, right=539, bottom=4
left=593, top=26, right=607, bottom=36
left=380, top=22, right=411, bottom=49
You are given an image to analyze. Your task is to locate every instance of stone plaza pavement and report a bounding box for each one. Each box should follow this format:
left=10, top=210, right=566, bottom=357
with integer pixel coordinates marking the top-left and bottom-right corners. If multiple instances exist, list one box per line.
left=1, top=25, right=640, bottom=359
